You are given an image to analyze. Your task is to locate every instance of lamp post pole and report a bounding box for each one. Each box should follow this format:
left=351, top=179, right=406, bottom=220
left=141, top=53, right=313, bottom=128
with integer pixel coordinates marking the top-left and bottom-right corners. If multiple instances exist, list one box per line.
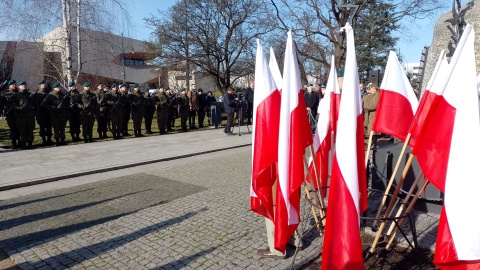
left=121, top=33, right=126, bottom=84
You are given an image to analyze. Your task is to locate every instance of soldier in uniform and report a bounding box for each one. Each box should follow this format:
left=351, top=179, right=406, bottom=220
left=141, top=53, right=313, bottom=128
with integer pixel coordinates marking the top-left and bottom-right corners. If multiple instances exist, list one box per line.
left=14, top=81, right=35, bottom=149
left=67, top=81, right=82, bottom=142
left=95, top=82, right=109, bottom=139
left=1, top=80, right=20, bottom=148
left=41, top=82, right=69, bottom=146
left=122, top=84, right=131, bottom=136
left=80, top=82, right=97, bottom=143
left=143, top=87, right=155, bottom=134
left=32, top=80, right=53, bottom=145
left=152, top=86, right=169, bottom=134
left=105, top=83, right=126, bottom=139
left=197, top=88, right=207, bottom=128
left=176, top=88, right=189, bottom=132
left=127, top=83, right=145, bottom=137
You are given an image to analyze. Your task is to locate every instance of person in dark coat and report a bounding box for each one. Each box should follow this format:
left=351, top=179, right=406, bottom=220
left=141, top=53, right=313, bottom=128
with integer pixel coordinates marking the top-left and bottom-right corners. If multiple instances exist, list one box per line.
left=95, top=83, right=109, bottom=139
left=244, top=82, right=254, bottom=125
left=176, top=88, right=189, bottom=132
left=304, top=84, right=319, bottom=124
left=1, top=80, right=20, bottom=148
left=205, top=91, right=216, bottom=126
left=197, top=88, right=207, bottom=128
left=165, top=87, right=176, bottom=131
left=223, top=86, right=237, bottom=135
left=67, top=82, right=82, bottom=142
left=32, top=80, right=53, bottom=145
left=152, top=86, right=169, bottom=134
left=14, top=81, right=35, bottom=149
left=41, top=82, right=69, bottom=146
left=80, top=82, right=98, bottom=143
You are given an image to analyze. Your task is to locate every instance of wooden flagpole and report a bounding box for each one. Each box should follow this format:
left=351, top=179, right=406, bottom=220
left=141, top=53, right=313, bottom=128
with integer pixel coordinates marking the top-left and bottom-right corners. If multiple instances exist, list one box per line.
left=385, top=172, right=424, bottom=237
left=386, top=179, right=429, bottom=250
left=369, top=152, right=415, bottom=253
left=365, top=130, right=374, bottom=168
left=372, top=133, right=412, bottom=229
left=308, top=145, right=326, bottom=210
left=303, top=157, right=326, bottom=228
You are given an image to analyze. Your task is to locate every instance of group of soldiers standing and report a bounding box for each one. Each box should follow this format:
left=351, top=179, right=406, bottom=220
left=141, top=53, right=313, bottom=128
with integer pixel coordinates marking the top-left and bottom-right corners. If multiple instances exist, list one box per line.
left=0, top=79, right=217, bottom=150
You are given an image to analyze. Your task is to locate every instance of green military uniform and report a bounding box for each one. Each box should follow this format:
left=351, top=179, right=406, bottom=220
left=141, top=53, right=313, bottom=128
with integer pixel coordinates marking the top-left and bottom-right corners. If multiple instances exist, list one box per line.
left=32, top=80, right=53, bottom=145
left=80, top=82, right=98, bottom=143
left=127, top=84, right=145, bottom=137
left=165, top=88, right=176, bottom=131
left=13, top=81, right=35, bottom=149
left=105, top=84, right=126, bottom=139
left=68, top=82, right=82, bottom=142
left=95, top=83, right=109, bottom=139
left=122, top=89, right=131, bottom=136
left=152, top=89, right=169, bottom=134
left=176, top=88, right=189, bottom=132
left=41, top=82, right=69, bottom=146
left=143, top=89, right=155, bottom=134
left=1, top=80, right=20, bottom=148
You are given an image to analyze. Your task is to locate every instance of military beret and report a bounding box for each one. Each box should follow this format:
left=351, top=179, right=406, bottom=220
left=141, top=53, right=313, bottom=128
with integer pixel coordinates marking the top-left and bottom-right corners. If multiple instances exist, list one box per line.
left=320, top=84, right=326, bottom=88
left=308, top=83, right=313, bottom=86
left=119, top=83, right=126, bottom=88
left=52, top=82, right=60, bottom=88
left=7, top=79, right=16, bottom=86
left=38, top=79, right=46, bottom=85
left=337, top=69, right=344, bottom=78
left=180, top=87, right=186, bottom=92
left=165, top=86, right=170, bottom=90
left=97, top=82, right=103, bottom=86
left=83, top=82, right=91, bottom=87
left=68, top=81, right=75, bottom=87
left=159, top=85, right=164, bottom=89
left=144, top=87, right=150, bottom=91
left=19, top=81, right=26, bottom=86
left=111, top=83, right=117, bottom=88
left=131, top=83, right=138, bottom=88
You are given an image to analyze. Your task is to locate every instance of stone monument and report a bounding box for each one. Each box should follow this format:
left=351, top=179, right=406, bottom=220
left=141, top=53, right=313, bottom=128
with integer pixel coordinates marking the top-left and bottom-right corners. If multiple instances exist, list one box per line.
left=420, top=0, right=479, bottom=92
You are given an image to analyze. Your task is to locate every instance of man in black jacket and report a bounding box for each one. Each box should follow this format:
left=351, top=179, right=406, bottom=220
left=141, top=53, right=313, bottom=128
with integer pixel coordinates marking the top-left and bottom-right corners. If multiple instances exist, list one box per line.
left=223, top=87, right=237, bottom=135
left=304, top=84, right=319, bottom=124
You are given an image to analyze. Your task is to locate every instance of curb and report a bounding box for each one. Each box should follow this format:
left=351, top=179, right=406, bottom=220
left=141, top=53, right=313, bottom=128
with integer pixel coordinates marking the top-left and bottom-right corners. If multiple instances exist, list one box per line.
left=0, top=143, right=252, bottom=191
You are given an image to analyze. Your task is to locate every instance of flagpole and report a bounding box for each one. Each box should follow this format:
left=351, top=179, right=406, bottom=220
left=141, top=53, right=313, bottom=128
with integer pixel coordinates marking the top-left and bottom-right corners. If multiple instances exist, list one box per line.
left=303, top=157, right=326, bottom=228
left=309, top=145, right=326, bottom=210
left=385, top=172, right=424, bottom=237
left=365, top=130, right=374, bottom=168
left=372, top=133, right=411, bottom=229
left=385, top=179, right=429, bottom=250
left=369, top=152, right=415, bottom=253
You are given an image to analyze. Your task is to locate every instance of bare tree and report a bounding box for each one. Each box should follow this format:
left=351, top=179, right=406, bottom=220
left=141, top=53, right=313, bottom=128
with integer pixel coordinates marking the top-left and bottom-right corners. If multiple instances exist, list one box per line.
left=269, top=0, right=444, bottom=81
left=147, top=0, right=278, bottom=92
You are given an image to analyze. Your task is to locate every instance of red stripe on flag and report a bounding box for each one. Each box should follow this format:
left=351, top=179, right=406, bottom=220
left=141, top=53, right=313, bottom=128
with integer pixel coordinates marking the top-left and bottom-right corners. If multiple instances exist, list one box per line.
left=356, top=114, right=368, bottom=213
left=372, top=89, right=415, bottom=142
left=321, top=155, right=364, bottom=270
left=412, top=95, right=455, bottom=192
left=408, top=90, right=438, bottom=148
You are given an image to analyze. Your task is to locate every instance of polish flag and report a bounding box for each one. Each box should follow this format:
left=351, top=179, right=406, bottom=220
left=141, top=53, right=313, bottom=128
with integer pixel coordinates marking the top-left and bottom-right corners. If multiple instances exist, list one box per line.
left=250, top=39, right=281, bottom=221
left=275, top=30, right=313, bottom=252
left=321, top=23, right=368, bottom=270
left=372, top=51, right=418, bottom=141
left=411, top=24, right=480, bottom=269
left=408, top=50, right=448, bottom=148
left=307, top=56, right=339, bottom=197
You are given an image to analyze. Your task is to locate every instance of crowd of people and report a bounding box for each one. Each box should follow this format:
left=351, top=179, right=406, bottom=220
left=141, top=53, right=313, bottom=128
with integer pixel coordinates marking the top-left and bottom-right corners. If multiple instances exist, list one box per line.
left=0, top=80, right=222, bottom=149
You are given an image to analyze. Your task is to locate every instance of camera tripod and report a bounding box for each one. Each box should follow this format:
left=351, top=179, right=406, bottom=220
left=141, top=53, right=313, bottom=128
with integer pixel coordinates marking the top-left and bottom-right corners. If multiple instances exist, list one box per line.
left=233, top=102, right=250, bottom=136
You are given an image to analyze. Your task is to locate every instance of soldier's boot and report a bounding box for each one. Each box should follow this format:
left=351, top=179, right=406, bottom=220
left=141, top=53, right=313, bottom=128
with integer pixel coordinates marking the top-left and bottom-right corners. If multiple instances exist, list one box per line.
left=76, top=134, right=81, bottom=142
left=12, top=139, right=18, bottom=149
left=41, top=136, right=47, bottom=145
left=27, top=141, right=33, bottom=149
left=98, top=132, right=103, bottom=139
left=47, top=136, right=53, bottom=146
left=103, top=132, right=109, bottom=138
left=89, top=134, right=94, bottom=143
left=84, top=136, right=89, bottom=143
left=19, top=141, right=26, bottom=150
left=60, top=138, right=66, bottom=146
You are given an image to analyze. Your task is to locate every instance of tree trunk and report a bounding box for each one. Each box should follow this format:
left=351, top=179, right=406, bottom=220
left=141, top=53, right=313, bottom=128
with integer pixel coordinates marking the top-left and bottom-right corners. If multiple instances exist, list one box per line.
left=75, top=0, right=82, bottom=83
left=62, top=0, right=73, bottom=84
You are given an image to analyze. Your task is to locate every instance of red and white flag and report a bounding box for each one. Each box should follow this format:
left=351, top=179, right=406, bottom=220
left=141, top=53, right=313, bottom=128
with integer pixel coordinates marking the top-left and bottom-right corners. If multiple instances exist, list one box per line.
left=411, top=24, right=480, bottom=269
left=408, top=50, right=448, bottom=148
left=275, top=30, right=313, bottom=252
left=372, top=51, right=418, bottom=141
left=250, top=39, right=281, bottom=221
left=307, top=56, right=339, bottom=197
left=321, top=23, right=368, bottom=270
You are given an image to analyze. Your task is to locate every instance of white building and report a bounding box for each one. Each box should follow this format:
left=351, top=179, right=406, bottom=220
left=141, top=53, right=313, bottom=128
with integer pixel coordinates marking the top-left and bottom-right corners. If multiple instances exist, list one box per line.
left=404, top=62, right=421, bottom=79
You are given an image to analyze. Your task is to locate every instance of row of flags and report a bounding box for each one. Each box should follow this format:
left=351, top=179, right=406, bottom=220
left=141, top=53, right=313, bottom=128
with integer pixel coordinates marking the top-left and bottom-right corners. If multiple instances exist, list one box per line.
left=250, top=21, right=480, bottom=269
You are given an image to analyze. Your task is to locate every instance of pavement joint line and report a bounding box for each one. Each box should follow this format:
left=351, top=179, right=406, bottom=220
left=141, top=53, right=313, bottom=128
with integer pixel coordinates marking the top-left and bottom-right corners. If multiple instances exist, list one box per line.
left=0, top=142, right=252, bottom=191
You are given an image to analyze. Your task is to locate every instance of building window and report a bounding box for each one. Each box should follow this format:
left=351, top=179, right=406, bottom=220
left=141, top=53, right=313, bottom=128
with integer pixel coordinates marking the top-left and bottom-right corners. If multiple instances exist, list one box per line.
left=122, top=59, right=145, bottom=66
